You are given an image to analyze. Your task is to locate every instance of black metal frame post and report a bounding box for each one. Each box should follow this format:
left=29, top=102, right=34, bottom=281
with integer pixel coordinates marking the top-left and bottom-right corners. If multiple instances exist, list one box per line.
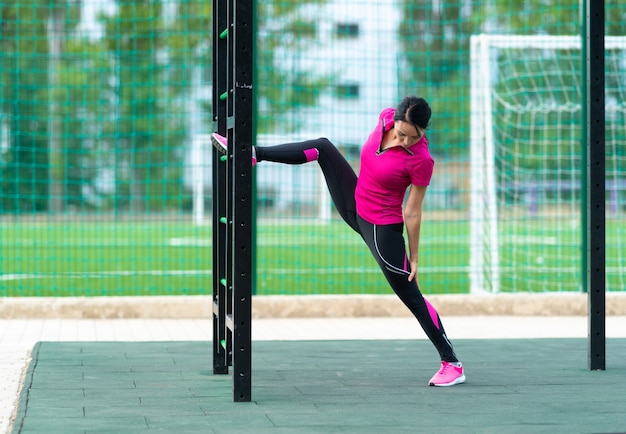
left=212, top=0, right=228, bottom=376
left=212, top=0, right=254, bottom=401
left=229, top=0, right=254, bottom=402
left=585, top=0, right=606, bottom=371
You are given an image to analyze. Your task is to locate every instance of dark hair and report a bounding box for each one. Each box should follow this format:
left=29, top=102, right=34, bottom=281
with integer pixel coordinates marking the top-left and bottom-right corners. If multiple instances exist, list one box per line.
left=393, top=96, right=431, bottom=130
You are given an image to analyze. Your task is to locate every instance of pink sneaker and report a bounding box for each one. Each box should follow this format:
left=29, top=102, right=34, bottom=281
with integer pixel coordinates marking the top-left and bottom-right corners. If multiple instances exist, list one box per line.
left=428, top=361, right=465, bottom=387
left=211, top=133, right=257, bottom=166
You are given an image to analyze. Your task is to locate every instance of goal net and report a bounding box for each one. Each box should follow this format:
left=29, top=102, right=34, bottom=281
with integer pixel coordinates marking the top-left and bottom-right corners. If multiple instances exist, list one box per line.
left=469, top=34, right=626, bottom=293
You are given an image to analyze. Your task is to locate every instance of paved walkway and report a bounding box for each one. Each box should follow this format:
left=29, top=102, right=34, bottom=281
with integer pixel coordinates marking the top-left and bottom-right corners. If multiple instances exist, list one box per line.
left=3, top=316, right=626, bottom=433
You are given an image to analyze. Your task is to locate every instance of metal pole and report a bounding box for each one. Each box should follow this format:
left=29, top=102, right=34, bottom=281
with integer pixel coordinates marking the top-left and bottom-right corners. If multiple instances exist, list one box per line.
left=580, top=0, right=588, bottom=294
left=585, top=0, right=606, bottom=371
left=212, top=0, right=229, bottom=376
left=230, top=0, right=254, bottom=401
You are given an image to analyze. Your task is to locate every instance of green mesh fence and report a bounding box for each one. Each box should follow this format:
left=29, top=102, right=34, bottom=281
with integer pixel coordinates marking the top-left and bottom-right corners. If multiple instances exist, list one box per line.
left=1, top=0, right=624, bottom=297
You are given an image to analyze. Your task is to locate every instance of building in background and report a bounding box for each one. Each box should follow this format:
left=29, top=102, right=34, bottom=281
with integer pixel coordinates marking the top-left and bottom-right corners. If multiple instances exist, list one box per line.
left=287, top=0, right=402, bottom=150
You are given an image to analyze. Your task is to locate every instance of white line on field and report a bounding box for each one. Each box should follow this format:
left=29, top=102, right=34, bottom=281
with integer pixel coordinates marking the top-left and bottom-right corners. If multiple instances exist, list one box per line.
left=0, top=236, right=566, bottom=248
left=0, top=266, right=468, bottom=281
left=168, top=237, right=470, bottom=247
left=0, top=270, right=212, bottom=281
left=5, top=265, right=621, bottom=282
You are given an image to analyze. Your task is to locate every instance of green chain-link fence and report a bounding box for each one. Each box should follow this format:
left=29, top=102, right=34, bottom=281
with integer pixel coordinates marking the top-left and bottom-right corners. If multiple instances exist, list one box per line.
left=1, top=0, right=624, bottom=296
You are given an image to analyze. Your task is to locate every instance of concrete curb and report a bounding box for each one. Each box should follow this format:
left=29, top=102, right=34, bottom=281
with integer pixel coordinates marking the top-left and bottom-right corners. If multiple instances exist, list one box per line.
left=1, top=293, right=626, bottom=319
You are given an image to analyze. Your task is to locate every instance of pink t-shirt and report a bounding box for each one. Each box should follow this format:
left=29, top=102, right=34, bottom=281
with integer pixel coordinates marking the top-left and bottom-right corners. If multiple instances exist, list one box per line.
left=355, top=108, right=434, bottom=225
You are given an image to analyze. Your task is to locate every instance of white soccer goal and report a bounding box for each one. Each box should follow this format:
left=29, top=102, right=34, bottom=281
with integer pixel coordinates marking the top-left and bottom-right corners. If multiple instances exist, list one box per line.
left=469, top=34, right=626, bottom=294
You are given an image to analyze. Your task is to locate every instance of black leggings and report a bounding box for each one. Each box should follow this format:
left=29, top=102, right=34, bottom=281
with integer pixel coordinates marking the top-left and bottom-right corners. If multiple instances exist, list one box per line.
left=256, top=138, right=458, bottom=362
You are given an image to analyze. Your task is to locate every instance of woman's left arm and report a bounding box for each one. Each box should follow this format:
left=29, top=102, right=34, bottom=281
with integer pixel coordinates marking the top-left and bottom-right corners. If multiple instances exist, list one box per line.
left=404, top=184, right=428, bottom=283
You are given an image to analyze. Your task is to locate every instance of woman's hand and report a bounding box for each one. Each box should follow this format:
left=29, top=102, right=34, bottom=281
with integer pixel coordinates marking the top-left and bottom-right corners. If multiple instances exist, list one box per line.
left=408, top=258, right=418, bottom=283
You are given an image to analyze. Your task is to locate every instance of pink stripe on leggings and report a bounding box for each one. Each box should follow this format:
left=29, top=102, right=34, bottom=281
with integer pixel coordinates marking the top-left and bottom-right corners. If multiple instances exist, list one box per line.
left=304, top=148, right=319, bottom=162
left=424, top=298, right=441, bottom=330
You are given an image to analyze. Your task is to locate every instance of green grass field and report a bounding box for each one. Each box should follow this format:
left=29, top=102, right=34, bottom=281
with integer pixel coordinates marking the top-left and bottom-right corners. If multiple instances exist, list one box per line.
left=1, top=218, right=623, bottom=296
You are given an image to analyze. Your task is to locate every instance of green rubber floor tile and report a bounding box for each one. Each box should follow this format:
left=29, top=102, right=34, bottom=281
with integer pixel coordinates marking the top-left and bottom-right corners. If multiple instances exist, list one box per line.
left=16, top=416, right=149, bottom=434
left=11, top=339, right=626, bottom=434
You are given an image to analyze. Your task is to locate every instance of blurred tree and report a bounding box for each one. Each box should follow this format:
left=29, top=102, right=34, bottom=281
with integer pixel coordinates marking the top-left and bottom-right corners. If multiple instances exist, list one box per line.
left=47, top=0, right=68, bottom=212
left=0, top=0, right=80, bottom=212
left=55, top=39, right=115, bottom=210
left=256, top=0, right=331, bottom=133
left=471, top=0, right=624, bottom=36
left=398, top=1, right=474, bottom=157
left=100, top=0, right=211, bottom=212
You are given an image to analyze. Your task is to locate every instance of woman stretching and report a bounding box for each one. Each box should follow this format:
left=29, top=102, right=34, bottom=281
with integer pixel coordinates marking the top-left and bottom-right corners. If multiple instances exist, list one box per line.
left=212, top=96, right=465, bottom=387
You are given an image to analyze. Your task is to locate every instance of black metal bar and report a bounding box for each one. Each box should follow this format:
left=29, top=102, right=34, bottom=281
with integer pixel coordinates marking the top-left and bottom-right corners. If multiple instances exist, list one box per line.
left=580, top=0, right=588, bottom=295
left=212, top=0, right=254, bottom=402
left=586, top=0, right=606, bottom=371
left=212, top=0, right=228, bottom=376
left=225, top=0, right=235, bottom=370
left=222, top=0, right=236, bottom=372
left=230, top=0, right=254, bottom=402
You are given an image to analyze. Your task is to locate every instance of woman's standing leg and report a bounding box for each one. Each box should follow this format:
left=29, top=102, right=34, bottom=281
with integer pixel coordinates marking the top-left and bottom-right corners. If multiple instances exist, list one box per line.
left=356, top=216, right=465, bottom=385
